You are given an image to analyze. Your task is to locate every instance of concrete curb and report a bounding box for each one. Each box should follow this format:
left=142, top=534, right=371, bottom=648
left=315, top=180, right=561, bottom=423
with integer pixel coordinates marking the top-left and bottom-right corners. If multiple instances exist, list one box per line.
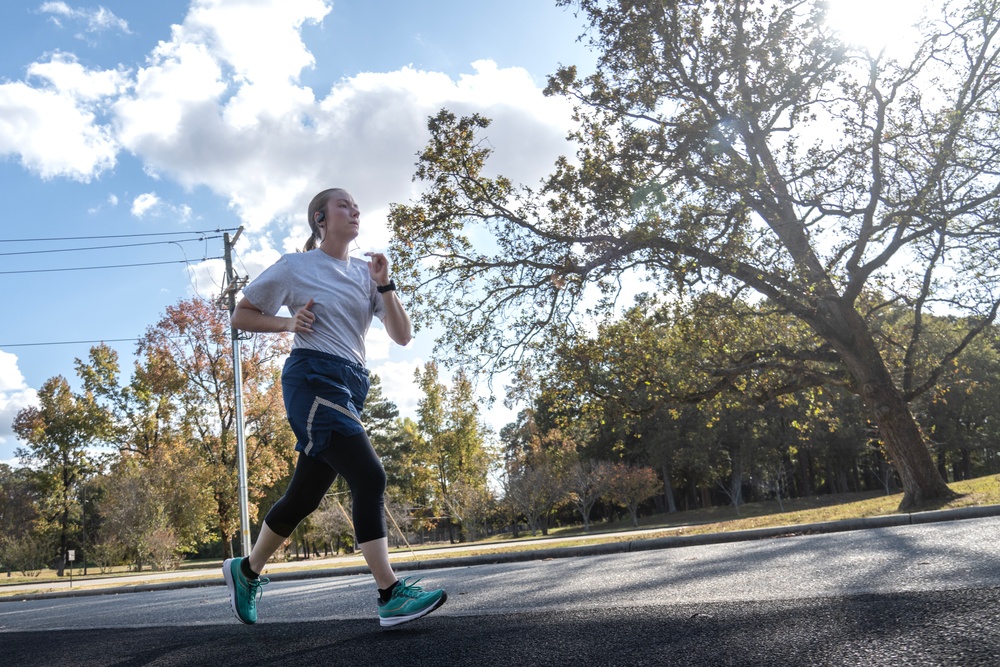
left=5, top=503, right=1000, bottom=602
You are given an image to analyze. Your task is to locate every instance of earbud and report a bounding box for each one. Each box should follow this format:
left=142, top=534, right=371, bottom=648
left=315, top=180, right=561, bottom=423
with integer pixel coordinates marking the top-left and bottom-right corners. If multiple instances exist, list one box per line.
left=315, top=212, right=325, bottom=225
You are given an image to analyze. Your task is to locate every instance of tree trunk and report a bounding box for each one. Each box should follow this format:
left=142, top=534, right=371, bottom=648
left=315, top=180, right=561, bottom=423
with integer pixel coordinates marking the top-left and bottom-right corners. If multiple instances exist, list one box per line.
left=661, top=465, right=677, bottom=513
left=222, top=528, right=234, bottom=559
left=830, top=307, right=955, bottom=510
left=860, top=378, right=953, bottom=508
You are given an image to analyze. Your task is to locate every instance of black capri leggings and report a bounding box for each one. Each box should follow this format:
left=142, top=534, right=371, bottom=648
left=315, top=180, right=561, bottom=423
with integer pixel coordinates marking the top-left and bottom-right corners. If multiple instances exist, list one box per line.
left=263, top=430, right=388, bottom=544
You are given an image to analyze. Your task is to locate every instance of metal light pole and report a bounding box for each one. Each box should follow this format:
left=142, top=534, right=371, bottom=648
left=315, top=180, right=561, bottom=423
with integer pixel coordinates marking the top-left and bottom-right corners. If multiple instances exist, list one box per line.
left=223, top=228, right=252, bottom=557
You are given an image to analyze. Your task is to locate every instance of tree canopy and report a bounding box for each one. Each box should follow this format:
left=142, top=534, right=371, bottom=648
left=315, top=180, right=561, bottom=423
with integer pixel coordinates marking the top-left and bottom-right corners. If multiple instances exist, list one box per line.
left=389, top=0, right=1000, bottom=508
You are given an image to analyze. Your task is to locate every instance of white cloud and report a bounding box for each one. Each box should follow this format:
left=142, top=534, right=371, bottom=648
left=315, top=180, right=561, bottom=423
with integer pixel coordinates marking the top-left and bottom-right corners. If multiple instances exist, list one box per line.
left=236, top=243, right=283, bottom=278
left=0, top=351, right=29, bottom=392
left=27, top=53, right=128, bottom=100
left=151, top=58, right=574, bottom=257
left=107, top=1, right=574, bottom=237
left=88, top=191, right=122, bottom=215
left=40, top=2, right=131, bottom=34
left=0, top=52, right=125, bottom=181
left=369, top=358, right=424, bottom=419
left=137, top=3, right=576, bottom=308
left=187, top=0, right=329, bottom=129
left=0, top=351, right=39, bottom=454
left=5, top=0, right=576, bottom=225
left=364, top=325, right=393, bottom=363
left=131, top=192, right=160, bottom=217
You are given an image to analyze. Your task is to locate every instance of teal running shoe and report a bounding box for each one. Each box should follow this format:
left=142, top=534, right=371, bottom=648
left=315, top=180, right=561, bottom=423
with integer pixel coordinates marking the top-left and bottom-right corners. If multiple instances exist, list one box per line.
left=223, top=557, right=269, bottom=624
left=377, top=577, right=447, bottom=627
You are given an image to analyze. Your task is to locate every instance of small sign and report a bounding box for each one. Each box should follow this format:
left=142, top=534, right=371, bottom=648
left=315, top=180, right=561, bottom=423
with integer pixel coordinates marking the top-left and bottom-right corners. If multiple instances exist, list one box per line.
left=67, top=550, right=76, bottom=562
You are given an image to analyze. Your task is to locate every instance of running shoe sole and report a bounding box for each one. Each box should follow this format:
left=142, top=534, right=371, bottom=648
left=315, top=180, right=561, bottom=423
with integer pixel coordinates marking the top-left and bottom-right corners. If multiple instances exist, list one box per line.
left=222, top=558, right=254, bottom=624
left=379, top=590, right=448, bottom=628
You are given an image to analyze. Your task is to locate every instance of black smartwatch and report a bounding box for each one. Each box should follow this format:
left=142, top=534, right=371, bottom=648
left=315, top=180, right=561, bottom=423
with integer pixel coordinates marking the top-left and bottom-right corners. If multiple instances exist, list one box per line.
left=376, top=279, right=397, bottom=294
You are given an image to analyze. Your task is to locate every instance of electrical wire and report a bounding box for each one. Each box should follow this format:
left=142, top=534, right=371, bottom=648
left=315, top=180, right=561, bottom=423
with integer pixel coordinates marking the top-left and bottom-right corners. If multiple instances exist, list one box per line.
left=0, top=229, right=239, bottom=243
left=0, top=338, right=142, bottom=348
left=0, top=236, right=224, bottom=257
left=0, top=231, right=238, bottom=348
left=0, top=257, right=224, bottom=275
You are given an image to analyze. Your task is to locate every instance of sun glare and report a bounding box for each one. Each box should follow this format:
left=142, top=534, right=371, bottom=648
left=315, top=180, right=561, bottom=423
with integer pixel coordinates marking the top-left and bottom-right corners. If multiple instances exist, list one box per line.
left=824, top=0, right=932, bottom=57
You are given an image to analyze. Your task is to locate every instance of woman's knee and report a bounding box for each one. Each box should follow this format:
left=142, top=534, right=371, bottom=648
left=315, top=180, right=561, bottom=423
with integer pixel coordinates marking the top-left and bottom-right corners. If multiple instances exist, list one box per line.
left=368, top=459, right=387, bottom=494
left=265, top=487, right=326, bottom=534
left=321, top=433, right=386, bottom=493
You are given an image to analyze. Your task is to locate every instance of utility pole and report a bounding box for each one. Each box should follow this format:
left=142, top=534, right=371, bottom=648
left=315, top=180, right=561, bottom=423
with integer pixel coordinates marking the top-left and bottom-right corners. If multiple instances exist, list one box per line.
left=221, top=227, right=252, bottom=557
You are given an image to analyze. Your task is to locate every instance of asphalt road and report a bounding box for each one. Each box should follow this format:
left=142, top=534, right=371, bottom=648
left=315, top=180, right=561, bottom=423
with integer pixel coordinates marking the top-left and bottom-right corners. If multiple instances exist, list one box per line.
left=3, top=515, right=1000, bottom=666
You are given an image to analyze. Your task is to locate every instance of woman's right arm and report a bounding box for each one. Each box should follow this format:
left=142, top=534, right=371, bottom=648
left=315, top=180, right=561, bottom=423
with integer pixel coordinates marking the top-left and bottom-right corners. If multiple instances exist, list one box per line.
left=231, top=297, right=315, bottom=333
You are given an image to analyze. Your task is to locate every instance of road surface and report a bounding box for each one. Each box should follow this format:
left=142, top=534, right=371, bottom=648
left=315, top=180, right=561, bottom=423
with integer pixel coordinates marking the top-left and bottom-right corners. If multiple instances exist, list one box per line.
left=2, top=515, right=999, bottom=666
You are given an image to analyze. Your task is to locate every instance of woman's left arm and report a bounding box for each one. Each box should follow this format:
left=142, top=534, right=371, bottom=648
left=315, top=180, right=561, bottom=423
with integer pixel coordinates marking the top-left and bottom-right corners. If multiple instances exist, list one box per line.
left=366, top=252, right=412, bottom=346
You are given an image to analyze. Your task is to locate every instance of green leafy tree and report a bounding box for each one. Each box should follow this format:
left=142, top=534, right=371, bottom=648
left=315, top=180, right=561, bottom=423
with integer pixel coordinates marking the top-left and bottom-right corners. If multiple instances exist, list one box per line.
left=76, top=344, right=216, bottom=554
left=387, top=417, right=438, bottom=533
left=76, top=343, right=181, bottom=459
left=0, top=464, right=43, bottom=576
left=497, top=410, right=540, bottom=537
left=94, top=459, right=172, bottom=571
left=414, top=362, right=448, bottom=517
left=13, top=376, right=106, bottom=574
left=509, top=429, right=575, bottom=535
left=444, top=480, right=496, bottom=541
left=312, top=496, right=354, bottom=555
left=541, top=294, right=821, bottom=509
left=363, top=374, right=408, bottom=491
left=916, top=324, right=1000, bottom=480
left=414, top=362, right=493, bottom=541
left=390, top=0, right=1000, bottom=508
left=505, top=463, right=564, bottom=537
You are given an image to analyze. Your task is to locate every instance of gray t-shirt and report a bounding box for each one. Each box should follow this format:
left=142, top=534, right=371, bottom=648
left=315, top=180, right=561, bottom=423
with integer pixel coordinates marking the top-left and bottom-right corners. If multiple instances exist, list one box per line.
left=241, top=250, right=385, bottom=366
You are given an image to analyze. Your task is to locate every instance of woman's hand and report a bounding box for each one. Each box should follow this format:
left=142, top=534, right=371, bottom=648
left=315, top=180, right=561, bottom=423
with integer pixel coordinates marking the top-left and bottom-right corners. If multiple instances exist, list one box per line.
left=364, top=252, right=411, bottom=345
left=365, top=251, right=390, bottom=286
left=290, top=299, right=316, bottom=333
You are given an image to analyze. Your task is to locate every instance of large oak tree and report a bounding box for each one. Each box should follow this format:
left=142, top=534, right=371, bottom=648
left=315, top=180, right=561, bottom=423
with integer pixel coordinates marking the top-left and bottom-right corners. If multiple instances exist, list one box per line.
left=389, top=0, right=1000, bottom=508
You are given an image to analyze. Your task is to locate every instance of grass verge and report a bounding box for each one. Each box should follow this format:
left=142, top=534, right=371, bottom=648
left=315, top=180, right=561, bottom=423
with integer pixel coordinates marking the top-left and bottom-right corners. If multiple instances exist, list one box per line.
left=3, top=473, right=998, bottom=591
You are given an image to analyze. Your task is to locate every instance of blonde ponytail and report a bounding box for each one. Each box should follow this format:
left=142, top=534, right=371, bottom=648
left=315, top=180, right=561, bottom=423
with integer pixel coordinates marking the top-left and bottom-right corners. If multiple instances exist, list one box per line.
left=303, top=232, right=318, bottom=252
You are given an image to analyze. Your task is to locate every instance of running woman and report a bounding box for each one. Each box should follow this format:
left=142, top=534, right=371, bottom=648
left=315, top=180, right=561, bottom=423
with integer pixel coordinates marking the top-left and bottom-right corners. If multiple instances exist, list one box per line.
left=223, top=187, right=446, bottom=627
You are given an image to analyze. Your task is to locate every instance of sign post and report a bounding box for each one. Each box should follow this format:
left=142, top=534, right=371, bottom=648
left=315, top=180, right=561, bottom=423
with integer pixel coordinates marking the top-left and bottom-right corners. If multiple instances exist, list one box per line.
left=67, top=549, right=75, bottom=588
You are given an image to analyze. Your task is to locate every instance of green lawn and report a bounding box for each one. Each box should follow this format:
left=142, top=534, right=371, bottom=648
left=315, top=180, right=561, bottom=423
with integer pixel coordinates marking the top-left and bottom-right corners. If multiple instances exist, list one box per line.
left=545, top=472, right=1000, bottom=541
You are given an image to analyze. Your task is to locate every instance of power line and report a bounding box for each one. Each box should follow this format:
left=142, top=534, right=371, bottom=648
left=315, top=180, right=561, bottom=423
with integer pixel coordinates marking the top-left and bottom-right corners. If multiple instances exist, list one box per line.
left=0, top=228, right=239, bottom=243
left=0, top=338, right=142, bottom=348
left=0, top=235, right=224, bottom=257
left=0, top=257, right=224, bottom=275
left=0, top=234, right=237, bottom=350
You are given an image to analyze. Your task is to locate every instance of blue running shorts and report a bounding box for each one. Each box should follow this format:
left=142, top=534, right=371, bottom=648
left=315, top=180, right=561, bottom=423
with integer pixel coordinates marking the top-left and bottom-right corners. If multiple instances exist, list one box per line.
left=281, top=348, right=370, bottom=456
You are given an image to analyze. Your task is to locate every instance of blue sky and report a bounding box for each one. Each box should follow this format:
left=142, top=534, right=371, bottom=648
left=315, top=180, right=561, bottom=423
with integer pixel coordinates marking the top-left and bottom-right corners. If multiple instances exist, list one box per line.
left=0, top=0, right=597, bottom=463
